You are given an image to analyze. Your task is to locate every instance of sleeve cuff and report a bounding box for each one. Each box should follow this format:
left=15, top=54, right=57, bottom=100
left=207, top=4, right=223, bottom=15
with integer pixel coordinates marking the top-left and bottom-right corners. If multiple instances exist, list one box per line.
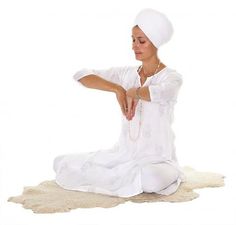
left=148, top=84, right=162, bottom=103
left=73, top=68, right=94, bottom=85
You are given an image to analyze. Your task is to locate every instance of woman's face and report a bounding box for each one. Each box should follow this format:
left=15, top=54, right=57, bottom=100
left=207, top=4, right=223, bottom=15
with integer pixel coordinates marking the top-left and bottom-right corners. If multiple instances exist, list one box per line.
left=132, top=25, right=157, bottom=61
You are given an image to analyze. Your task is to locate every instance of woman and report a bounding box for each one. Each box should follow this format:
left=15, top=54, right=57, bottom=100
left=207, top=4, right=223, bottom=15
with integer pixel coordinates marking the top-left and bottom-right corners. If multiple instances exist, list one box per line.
left=53, top=8, right=184, bottom=197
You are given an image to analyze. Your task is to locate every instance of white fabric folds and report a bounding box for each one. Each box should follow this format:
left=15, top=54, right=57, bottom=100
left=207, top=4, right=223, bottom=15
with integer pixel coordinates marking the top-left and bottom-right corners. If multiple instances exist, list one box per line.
left=54, top=66, right=183, bottom=197
left=133, top=8, right=173, bottom=48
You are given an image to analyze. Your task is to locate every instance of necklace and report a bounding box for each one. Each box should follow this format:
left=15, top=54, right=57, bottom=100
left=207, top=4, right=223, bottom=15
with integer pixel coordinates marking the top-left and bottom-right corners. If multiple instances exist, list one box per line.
left=128, top=61, right=162, bottom=141
left=140, top=59, right=161, bottom=79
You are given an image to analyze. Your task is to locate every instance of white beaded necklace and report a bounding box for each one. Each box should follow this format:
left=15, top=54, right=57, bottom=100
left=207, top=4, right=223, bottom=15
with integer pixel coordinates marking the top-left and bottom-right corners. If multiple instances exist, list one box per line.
left=128, top=61, right=161, bottom=141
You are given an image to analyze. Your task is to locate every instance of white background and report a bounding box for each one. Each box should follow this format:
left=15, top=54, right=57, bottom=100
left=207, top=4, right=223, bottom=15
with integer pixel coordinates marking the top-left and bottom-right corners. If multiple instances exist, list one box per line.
left=0, top=0, right=236, bottom=224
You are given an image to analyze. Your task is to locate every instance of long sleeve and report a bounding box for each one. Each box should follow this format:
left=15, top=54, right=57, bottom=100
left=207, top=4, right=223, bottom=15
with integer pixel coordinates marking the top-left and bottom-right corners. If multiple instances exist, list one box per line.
left=148, top=72, right=183, bottom=104
left=73, top=66, right=128, bottom=87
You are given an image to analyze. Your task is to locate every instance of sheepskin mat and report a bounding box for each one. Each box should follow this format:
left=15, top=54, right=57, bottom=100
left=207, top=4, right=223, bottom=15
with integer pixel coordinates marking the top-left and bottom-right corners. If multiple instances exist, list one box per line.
left=8, top=167, right=224, bottom=213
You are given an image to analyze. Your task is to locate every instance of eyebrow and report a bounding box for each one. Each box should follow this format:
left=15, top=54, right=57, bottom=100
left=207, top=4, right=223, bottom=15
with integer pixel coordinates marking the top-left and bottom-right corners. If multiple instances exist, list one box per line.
left=131, top=35, right=146, bottom=39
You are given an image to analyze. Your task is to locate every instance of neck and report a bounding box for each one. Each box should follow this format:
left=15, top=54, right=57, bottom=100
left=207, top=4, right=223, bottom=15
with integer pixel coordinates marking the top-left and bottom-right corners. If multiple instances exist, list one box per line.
left=141, top=56, right=161, bottom=77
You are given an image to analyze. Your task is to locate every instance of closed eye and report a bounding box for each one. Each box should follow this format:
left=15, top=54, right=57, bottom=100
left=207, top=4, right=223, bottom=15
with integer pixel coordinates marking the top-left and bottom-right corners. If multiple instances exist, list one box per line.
left=132, top=39, right=146, bottom=44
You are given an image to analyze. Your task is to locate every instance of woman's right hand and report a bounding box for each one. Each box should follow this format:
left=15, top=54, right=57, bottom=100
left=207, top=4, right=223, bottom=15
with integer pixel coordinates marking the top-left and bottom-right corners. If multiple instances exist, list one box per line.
left=115, top=86, right=128, bottom=117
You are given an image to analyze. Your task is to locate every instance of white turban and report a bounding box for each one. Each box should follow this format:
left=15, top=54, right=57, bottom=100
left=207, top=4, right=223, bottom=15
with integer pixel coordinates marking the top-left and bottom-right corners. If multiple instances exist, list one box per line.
left=133, top=8, right=173, bottom=48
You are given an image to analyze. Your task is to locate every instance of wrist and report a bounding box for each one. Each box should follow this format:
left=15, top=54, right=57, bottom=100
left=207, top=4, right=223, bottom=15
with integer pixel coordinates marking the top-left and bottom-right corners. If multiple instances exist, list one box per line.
left=114, top=84, right=124, bottom=94
left=135, top=87, right=141, bottom=99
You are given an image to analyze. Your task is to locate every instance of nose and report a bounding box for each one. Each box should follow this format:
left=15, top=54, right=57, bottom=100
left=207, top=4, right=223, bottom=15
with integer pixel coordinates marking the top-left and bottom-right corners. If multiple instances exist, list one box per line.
left=132, top=39, right=140, bottom=49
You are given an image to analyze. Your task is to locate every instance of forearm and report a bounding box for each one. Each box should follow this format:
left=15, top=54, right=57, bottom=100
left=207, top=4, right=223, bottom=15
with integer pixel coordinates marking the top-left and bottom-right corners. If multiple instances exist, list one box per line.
left=78, top=74, right=121, bottom=94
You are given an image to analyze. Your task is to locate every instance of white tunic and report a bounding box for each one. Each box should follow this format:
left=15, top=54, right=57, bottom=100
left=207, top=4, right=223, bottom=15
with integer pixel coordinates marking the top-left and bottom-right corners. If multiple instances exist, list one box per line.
left=54, top=65, right=184, bottom=197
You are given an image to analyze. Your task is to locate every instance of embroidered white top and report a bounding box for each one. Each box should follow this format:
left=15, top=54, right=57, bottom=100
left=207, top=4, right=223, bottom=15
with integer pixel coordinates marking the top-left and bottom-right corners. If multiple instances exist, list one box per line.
left=53, top=65, right=184, bottom=197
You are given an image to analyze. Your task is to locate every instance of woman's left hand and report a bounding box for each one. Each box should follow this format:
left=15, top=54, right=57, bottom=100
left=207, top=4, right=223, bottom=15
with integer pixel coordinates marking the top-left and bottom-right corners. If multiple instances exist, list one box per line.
left=126, top=88, right=139, bottom=120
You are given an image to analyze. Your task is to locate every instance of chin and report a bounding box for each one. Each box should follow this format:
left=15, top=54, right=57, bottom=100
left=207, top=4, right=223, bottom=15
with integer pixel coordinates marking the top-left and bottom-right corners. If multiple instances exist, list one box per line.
left=135, top=55, right=143, bottom=61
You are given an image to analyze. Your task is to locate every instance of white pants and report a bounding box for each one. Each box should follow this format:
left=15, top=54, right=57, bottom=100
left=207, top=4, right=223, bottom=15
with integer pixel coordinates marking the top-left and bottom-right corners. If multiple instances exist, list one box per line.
left=141, top=163, right=179, bottom=194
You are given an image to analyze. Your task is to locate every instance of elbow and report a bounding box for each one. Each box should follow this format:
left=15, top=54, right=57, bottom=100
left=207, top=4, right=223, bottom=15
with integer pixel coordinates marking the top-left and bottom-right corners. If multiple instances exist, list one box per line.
left=73, top=68, right=95, bottom=85
left=78, top=74, right=97, bottom=87
left=78, top=76, right=88, bottom=85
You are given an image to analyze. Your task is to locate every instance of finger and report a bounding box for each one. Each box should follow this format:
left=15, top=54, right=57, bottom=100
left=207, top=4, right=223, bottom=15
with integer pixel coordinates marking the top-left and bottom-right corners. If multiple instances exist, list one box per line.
left=121, top=98, right=128, bottom=117
left=121, top=106, right=125, bottom=116
left=127, top=97, right=132, bottom=118
left=133, top=99, right=139, bottom=109
left=129, top=99, right=134, bottom=119
left=127, top=97, right=132, bottom=113
left=119, top=101, right=125, bottom=115
left=123, top=101, right=128, bottom=114
left=129, top=99, right=137, bottom=117
left=124, top=97, right=130, bottom=120
left=130, top=99, right=134, bottom=117
left=129, top=99, right=136, bottom=120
